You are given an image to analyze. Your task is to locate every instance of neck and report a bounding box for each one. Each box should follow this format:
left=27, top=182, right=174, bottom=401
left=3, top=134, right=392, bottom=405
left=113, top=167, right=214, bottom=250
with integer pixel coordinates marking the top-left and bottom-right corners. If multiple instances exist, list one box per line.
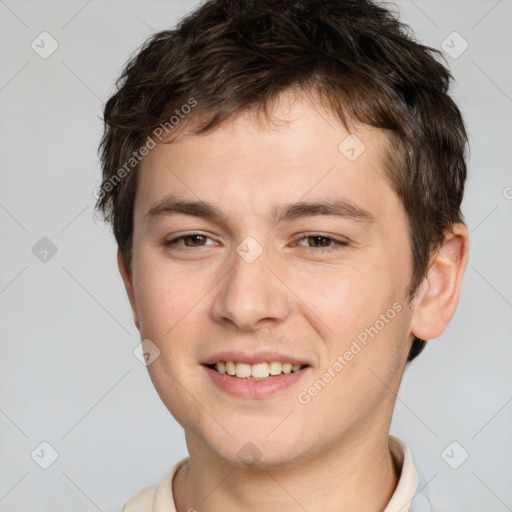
left=173, top=430, right=399, bottom=512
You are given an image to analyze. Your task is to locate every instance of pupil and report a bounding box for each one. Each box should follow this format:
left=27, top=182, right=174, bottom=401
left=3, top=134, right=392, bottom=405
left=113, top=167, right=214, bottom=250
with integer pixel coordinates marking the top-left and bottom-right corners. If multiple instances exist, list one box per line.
left=186, top=235, right=204, bottom=246
left=310, top=236, right=328, bottom=247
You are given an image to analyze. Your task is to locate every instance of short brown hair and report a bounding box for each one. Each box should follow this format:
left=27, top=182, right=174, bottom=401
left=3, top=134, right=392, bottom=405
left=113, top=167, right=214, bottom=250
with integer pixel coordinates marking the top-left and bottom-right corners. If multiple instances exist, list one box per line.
left=95, top=0, right=469, bottom=362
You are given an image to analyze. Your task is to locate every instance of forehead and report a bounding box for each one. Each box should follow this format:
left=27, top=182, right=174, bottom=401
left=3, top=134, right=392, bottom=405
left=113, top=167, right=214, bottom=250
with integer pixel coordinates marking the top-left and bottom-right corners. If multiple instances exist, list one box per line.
left=134, top=92, right=398, bottom=225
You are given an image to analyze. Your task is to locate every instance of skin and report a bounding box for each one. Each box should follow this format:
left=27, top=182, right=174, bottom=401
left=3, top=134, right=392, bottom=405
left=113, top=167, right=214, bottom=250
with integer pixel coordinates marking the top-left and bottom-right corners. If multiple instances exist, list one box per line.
left=118, top=89, right=469, bottom=512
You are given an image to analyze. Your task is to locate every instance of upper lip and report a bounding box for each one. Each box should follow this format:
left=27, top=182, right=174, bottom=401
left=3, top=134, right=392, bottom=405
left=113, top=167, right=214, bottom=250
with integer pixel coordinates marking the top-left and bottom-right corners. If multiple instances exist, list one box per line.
left=202, top=350, right=311, bottom=366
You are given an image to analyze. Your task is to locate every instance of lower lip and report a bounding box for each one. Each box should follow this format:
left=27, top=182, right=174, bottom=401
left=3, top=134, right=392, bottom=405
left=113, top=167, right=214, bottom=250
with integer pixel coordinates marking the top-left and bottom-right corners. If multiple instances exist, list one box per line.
left=203, top=365, right=310, bottom=399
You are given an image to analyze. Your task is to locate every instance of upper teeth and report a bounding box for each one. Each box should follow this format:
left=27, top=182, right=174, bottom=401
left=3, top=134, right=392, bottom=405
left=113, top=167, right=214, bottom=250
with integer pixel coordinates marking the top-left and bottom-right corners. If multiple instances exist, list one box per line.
left=215, top=361, right=303, bottom=379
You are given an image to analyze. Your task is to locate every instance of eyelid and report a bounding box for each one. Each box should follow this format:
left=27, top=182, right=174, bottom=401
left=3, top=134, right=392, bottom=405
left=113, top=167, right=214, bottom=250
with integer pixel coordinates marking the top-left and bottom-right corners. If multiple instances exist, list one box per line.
left=293, top=232, right=348, bottom=243
left=291, top=232, right=349, bottom=251
left=164, top=232, right=218, bottom=246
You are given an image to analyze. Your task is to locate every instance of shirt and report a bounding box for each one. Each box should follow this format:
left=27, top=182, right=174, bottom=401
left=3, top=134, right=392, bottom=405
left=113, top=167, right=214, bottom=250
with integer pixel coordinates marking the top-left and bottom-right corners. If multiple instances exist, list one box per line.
left=123, top=435, right=432, bottom=512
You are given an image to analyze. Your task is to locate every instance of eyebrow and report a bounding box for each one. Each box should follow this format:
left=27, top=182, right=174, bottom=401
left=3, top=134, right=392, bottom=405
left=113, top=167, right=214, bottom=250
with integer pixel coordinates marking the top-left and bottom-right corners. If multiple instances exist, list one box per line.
left=145, top=194, right=376, bottom=225
left=146, top=195, right=228, bottom=223
left=272, top=199, right=376, bottom=224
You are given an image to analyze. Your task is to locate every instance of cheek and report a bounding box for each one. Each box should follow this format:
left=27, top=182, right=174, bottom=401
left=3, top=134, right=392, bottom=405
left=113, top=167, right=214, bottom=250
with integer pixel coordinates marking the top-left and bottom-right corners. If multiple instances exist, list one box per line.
left=289, top=256, right=409, bottom=370
left=311, top=305, right=410, bottom=419
left=284, top=261, right=394, bottom=340
left=132, top=253, right=200, bottom=335
left=131, top=253, right=216, bottom=382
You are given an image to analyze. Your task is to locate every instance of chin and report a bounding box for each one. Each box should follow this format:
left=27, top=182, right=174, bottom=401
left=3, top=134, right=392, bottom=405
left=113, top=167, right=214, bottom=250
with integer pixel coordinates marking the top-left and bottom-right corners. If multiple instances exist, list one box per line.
left=203, top=430, right=309, bottom=469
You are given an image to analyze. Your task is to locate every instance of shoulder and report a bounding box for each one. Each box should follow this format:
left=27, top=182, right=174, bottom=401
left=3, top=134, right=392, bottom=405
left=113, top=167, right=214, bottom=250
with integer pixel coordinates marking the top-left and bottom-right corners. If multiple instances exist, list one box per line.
left=122, top=457, right=189, bottom=512
left=122, top=482, right=157, bottom=512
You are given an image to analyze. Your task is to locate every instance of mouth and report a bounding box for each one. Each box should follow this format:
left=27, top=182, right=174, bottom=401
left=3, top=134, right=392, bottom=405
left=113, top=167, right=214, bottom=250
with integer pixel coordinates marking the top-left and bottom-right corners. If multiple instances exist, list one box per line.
left=204, top=361, right=309, bottom=380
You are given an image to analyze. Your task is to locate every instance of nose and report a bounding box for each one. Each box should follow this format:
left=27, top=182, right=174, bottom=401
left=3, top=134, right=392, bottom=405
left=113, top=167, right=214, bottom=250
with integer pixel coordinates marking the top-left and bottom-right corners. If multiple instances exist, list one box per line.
left=211, top=244, right=291, bottom=331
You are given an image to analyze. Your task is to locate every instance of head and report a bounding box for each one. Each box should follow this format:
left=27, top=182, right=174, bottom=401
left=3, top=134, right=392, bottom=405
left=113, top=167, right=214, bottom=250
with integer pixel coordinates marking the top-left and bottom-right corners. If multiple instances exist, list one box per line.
left=95, top=0, right=469, bottom=466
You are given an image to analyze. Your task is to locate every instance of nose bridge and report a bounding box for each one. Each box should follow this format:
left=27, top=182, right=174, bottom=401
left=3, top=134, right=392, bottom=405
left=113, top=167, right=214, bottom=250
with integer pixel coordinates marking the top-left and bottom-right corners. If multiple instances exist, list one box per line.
left=211, top=238, right=290, bottom=330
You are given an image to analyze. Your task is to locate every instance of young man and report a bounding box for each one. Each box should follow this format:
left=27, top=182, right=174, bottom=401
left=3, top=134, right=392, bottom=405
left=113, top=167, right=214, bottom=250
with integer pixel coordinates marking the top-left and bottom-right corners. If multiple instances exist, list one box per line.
left=95, top=0, right=469, bottom=510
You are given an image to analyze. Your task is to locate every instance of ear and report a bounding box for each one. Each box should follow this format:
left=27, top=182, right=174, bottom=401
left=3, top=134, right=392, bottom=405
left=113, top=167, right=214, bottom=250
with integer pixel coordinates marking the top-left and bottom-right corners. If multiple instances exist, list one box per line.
left=409, top=224, right=469, bottom=340
left=117, top=249, right=141, bottom=331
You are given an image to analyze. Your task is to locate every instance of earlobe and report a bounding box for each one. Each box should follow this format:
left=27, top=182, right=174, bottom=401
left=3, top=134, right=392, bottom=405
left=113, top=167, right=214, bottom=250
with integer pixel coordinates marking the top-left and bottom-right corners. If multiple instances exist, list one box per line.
left=410, top=224, right=469, bottom=341
left=117, top=249, right=141, bottom=331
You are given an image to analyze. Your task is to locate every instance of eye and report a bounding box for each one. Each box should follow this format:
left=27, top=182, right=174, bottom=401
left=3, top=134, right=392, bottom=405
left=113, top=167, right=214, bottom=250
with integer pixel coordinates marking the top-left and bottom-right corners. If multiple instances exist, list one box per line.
left=164, top=233, right=217, bottom=248
left=293, top=234, right=348, bottom=252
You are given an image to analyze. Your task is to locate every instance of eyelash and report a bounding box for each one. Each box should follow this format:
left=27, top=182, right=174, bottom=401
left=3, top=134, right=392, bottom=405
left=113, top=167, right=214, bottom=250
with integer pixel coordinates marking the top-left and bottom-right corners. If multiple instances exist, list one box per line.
left=164, top=233, right=348, bottom=253
left=293, top=234, right=348, bottom=252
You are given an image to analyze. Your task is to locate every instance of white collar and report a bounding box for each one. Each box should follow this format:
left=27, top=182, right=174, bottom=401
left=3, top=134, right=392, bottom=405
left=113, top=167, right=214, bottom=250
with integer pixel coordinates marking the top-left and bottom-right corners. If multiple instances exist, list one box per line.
left=385, top=435, right=425, bottom=512
left=123, top=435, right=431, bottom=512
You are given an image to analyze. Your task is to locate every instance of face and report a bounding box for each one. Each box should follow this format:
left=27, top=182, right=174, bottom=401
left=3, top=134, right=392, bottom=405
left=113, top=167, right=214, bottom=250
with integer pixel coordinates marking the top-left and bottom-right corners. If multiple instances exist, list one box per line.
left=120, top=91, right=419, bottom=467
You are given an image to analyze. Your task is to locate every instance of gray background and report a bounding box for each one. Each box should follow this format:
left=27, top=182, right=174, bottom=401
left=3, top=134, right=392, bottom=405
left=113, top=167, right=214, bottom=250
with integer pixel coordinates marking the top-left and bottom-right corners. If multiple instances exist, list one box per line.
left=0, top=0, right=511, bottom=510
